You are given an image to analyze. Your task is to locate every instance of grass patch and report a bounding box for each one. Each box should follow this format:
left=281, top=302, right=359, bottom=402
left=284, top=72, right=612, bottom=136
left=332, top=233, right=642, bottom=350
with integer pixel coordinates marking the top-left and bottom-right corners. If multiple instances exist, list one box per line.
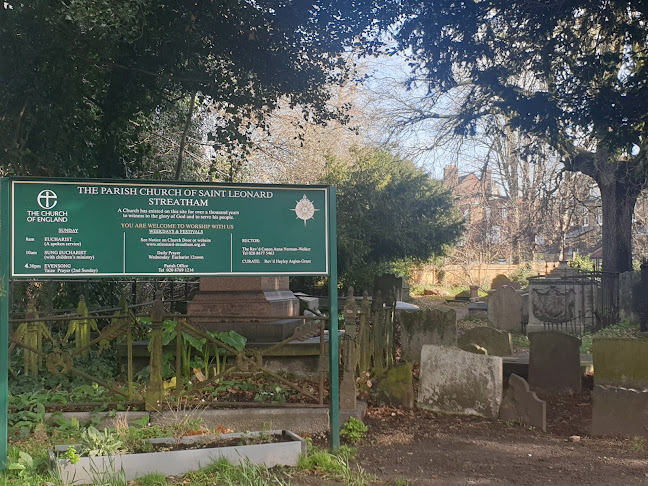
left=133, top=473, right=170, bottom=485
left=298, top=444, right=373, bottom=485
left=182, top=457, right=288, bottom=486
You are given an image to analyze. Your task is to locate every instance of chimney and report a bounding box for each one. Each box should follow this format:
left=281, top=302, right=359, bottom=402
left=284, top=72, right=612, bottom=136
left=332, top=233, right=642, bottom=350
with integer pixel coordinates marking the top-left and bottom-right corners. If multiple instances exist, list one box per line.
left=483, top=169, right=492, bottom=196
left=444, top=166, right=458, bottom=190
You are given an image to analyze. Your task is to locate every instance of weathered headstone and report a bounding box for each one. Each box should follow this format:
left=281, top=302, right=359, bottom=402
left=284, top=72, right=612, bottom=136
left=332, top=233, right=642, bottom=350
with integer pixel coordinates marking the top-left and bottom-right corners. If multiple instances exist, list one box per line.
left=592, top=385, right=648, bottom=437
left=400, top=307, right=457, bottom=362
left=487, top=286, right=522, bottom=332
left=491, top=274, right=521, bottom=291
left=499, top=374, right=546, bottom=432
left=376, top=363, right=414, bottom=409
left=592, top=338, right=648, bottom=388
left=418, top=345, right=502, bottom=418
left=528, top=331, right=581, bottom=393
left=458, top=327, right=513, bottom=356
left=462, top=343, right=488, bottom=355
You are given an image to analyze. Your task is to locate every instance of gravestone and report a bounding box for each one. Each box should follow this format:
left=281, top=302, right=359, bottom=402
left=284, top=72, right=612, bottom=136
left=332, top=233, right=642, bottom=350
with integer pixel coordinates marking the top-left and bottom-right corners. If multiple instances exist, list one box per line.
left=487, top=286, right=522, bottom=332
left=400, top=307, right=457, bottom=362
left=592, top=385, right=648, bottom=437
left=462, top=343, right=488, bottom=355
left=458, top=327, right=513, bottom=356
left=592, top=338, right=648, bottom=388
left=376, top=363, right=414, bottom=409
left=491, top=274, right=521, bottom=291
left=499, top=374, right=546, bottom=432
left=418, top=345, right=502, bottom=418
left=528, top=331, right=581, bottom=393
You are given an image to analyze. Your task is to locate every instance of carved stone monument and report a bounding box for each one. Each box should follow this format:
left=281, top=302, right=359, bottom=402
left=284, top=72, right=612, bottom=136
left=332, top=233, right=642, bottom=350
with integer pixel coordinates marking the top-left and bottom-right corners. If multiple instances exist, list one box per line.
left=187, top=277, right=301, bottom=341
left=526, top=263, right=594, bottom=334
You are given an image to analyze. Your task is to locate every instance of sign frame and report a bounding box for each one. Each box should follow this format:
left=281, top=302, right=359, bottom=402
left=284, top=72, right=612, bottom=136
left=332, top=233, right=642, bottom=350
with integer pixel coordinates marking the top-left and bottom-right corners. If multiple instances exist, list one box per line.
left=0, top=177, right=341, bottom=468
left=9, top=177, right=330, bottom=278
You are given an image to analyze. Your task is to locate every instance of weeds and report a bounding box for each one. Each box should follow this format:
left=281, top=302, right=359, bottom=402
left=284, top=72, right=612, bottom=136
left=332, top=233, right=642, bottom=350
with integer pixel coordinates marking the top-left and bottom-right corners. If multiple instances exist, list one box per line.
left=183, top=458, right=288, bottom=486
left=298, top=444, right=373, bottom=486
left=581, top=318, right=639, bottom=353
left=340, top=417, right=368, bottom=445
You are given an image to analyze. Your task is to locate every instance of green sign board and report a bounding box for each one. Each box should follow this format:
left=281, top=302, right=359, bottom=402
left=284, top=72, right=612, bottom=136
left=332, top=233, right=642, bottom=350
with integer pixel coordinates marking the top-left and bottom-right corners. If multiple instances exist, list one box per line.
left=0, top=178, right=340, bottom=466
left=9, top=179, right=330, bottom=277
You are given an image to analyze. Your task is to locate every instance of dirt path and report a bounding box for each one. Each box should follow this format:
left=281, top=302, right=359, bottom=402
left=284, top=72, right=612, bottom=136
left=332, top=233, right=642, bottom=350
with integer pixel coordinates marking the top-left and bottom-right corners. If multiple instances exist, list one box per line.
left=353, top=405, right=648, bottom=486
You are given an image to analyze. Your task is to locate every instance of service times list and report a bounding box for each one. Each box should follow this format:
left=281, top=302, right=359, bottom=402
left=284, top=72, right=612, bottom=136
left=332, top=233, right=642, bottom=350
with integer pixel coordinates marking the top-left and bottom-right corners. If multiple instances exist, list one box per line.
left=11, top=181, right=329, bottom=277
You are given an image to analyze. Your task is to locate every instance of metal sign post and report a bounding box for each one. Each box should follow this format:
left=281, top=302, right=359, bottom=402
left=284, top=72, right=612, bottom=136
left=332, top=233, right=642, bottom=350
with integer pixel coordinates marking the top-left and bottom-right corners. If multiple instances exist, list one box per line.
left=328, top=186, right=340, bottom=450
left=0, top=178, right=9, bottom=468
left=0, top=177, right=341, bottom=467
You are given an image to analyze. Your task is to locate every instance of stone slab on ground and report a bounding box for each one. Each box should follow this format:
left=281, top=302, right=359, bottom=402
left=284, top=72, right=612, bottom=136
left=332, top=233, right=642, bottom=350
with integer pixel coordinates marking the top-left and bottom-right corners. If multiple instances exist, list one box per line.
left=458, top=327, right=513, bottom=356
left=528, top=331, right=582, bottom=393
left=591, top=385, right=648, bottom=437
left=487, top=286, right=523, bottom=332
left=400, top=307, right=457, bottom=362
left=418, top=345, right=502, bottom=418
left=499, top=373, right=546, bottom=432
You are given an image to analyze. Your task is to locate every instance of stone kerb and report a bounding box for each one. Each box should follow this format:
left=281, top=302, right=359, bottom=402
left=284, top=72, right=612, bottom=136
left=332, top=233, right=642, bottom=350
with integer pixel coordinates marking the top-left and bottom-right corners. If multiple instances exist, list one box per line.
left=528, top=331, right=581, bottom=393
left=400, top=307, right=457, bottom=362
left=592, top=385, right=648, bottom=437
left=458, top=327, right=513, bottom=356
left=592, top=338, right=648, bottom=388
left=418, top=345, right=502, bottom=418
left=487, top=285, right=522, bottom=332
left=499, top=374, right=546, bottom=432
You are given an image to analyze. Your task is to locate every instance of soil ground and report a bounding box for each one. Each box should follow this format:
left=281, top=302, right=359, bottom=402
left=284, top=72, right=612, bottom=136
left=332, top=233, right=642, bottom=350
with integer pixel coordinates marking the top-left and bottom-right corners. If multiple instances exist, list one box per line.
left=293, top=379, right=648, bottom=486
left=295, top=296, right=648, bottom=485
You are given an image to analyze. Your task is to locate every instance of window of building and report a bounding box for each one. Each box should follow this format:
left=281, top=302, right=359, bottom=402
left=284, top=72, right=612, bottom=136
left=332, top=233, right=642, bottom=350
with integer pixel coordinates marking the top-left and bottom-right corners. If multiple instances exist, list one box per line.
left=490, top=225, right=501, bottom=244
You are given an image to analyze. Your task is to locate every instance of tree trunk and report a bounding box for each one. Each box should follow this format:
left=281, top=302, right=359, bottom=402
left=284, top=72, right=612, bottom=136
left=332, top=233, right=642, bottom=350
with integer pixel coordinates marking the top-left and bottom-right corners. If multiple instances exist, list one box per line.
left=570, top=149, right=645, bottom=273
left=598, top=176, right=640, bottom=273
